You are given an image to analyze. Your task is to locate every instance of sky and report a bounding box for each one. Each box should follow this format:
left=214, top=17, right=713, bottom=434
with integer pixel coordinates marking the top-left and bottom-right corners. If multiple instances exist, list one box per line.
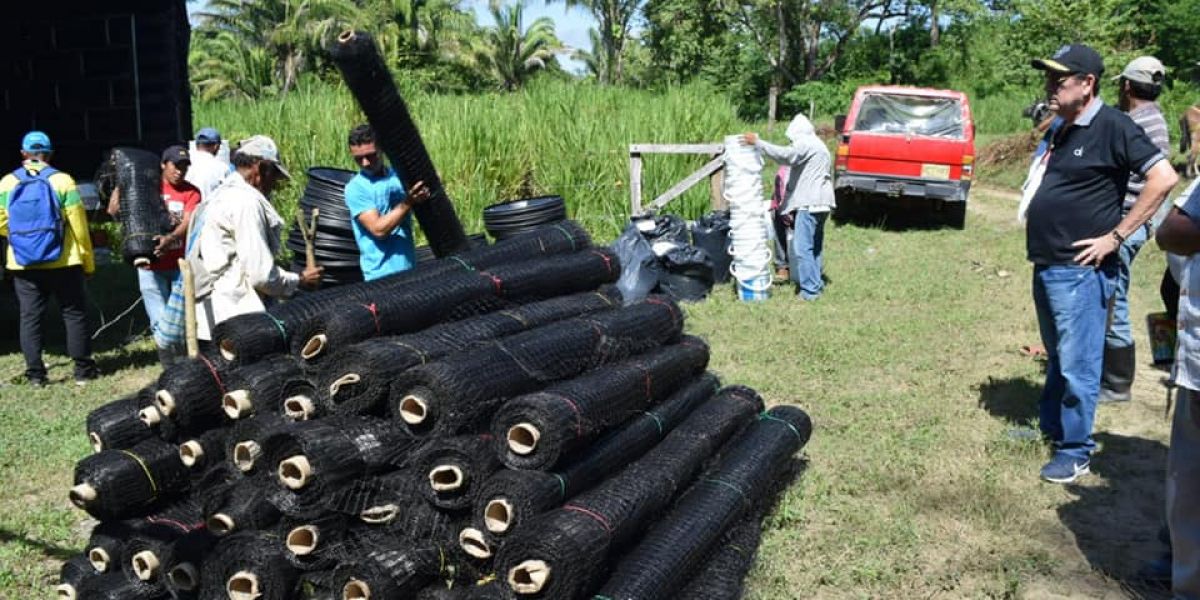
left=187, top=0, right=597, bottom=74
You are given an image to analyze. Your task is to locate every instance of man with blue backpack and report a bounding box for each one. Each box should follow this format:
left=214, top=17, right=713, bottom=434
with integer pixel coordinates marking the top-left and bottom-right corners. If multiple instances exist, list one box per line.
left=0, top=131, right=98, bottom=386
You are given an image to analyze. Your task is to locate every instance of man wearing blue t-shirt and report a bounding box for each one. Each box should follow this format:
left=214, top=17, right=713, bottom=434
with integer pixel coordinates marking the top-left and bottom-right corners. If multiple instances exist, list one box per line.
left=343, top=124, right=430, bottom=280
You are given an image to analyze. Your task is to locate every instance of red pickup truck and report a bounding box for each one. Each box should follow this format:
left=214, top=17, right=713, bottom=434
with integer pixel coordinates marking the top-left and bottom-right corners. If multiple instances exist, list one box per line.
left=834, top=85, right=975, bottom=228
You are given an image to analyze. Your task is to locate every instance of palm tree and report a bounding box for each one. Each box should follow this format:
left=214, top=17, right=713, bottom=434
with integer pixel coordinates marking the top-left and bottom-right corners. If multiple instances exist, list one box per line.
left=550, top=0, right=639, bottom=84
left=469, top=0, right=559, bottom=91
left=197, top=0, right=362, bottom=95
left=189, top=29, right=278, bottom=101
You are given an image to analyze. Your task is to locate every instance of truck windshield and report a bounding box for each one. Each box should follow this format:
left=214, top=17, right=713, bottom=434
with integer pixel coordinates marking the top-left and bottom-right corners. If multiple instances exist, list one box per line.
left=853, top=94, right=964, bottom=138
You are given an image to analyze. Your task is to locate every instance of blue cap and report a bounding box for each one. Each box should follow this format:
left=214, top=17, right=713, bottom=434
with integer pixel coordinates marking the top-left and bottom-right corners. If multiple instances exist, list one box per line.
left=196, top=127, right=221, bottom=143
left=21, top=131, right=52, bottom=153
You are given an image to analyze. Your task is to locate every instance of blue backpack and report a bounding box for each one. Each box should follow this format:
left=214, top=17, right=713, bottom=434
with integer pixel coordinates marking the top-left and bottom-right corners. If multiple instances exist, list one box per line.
left=7, top=166, right=64, bottom=266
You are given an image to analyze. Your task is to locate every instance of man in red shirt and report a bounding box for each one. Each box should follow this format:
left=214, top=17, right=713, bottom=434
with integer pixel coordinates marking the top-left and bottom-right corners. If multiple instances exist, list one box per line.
left=108, top=145, right=201, bottom=366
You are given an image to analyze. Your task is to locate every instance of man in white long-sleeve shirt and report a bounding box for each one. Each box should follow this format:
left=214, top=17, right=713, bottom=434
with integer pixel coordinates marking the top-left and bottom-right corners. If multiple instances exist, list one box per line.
left=190, top=135, right=322, bottom=340
left=742, top=113, right=836, bottom=299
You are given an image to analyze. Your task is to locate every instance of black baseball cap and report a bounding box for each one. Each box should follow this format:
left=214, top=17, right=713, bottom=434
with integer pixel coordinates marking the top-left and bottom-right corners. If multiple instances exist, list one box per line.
left=1032, top=44, right=1104, bottom=78
left=161, top=145, right=190, bottom=164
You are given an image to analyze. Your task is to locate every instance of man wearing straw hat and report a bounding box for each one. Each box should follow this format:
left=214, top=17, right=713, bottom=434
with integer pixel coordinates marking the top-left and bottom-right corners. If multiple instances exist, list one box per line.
left=0, top=131, right=98, bottom=386
left=189, top=135, right=322, bottom=342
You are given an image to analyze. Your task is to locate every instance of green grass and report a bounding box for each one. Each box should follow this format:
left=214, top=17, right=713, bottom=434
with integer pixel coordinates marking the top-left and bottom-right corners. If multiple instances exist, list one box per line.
left=0, top=187, right=1176, bottom=597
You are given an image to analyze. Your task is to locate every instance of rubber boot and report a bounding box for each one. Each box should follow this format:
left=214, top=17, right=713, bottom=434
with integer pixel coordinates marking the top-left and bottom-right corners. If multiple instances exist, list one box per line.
left=1099, top=344, right=1135, bottom=403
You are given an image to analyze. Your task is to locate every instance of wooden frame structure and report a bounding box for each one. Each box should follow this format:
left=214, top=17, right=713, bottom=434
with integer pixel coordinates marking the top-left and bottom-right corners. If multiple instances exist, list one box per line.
left=628, top=144, right=727, bottom=216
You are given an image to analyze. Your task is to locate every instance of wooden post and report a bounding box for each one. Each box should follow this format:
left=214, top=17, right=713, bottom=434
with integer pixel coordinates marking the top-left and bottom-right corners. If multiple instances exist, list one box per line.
left=709, top=151, right=726, bottom=211
left=629, top=151, right=643, bottom=215
left=178, top=258, right=198, bottom=359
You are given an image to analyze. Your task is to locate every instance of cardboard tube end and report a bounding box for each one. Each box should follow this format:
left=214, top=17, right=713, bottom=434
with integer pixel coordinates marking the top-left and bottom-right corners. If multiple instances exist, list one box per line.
left=279, top=455, right=313, bottom=490
left=509, top=560, right=551, bottom=594
left=484, top=498, right=514, bottom=533
left=223, top=390, right=253, bottom=419
left=507, top=423, right=541, bottom=456
left=69, top=483, right=97, bottom=507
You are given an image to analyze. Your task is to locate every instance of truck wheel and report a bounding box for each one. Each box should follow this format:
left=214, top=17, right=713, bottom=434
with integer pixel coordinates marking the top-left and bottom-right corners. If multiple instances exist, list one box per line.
left=945, top=202, right=966, bottom=230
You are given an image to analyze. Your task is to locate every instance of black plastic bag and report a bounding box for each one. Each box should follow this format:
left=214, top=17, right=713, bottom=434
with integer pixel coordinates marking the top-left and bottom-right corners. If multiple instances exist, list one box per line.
left=613, top=224, right=662, bottom=304
left=658, top=246, right=714, bottom=302
left=691, top=211, right=732, bottom=284
left=635, top=214, right=689, bottom=255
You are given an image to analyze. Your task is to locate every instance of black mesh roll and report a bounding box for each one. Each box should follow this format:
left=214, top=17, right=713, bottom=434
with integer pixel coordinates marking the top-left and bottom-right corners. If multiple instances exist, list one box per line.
left=202, top=479, right=283, bottom=536
left=293, top=248, right=620, bottom=364
left=71, top=438, right=189, bottom=520
left=222, top=355, right=314, bottom=420
left=476, top=374, right=719, bottom=537
left=85, top=521, right=131, bottom=574
left=329, top=30, right=468, bottom=257
left=413, top=434, right=502, bottom=511
left=179, top=427, right=230, bottom=473
left=328, top=531, right=449, bottom=600
left=75, top=572, right=164, bottom=600
left=161, top=528, right=218, bottom=600
left=199, top=531, right=299, bottom=600
left=86, top=387, right=155, bottom=452
left=492, top=337, right=709, bottom=471
left=212, top=221, right=592, bottom=366
left=263, top=416, right=419, bottom=502
left=295, top=569, right=340, bottom=600
left=225, top=414, right=295, bottom=478
left=595, top=405, right=811, bottom=599
left=316, top=288, right=622, bottom=415
left=57, top=554, right=97, bottom=599
left=494, top=386, right=764, bottom=599
left=110, top=147, right=172, bottom=266
left=155, top=355, right=232, bottom=439
left=416, top=580, right=515, bottom=599
left=119, top=499, right=208, bottom=594
left=388, top=298, right=683, bottom=437
left=675, top=517, right=763, bottom=600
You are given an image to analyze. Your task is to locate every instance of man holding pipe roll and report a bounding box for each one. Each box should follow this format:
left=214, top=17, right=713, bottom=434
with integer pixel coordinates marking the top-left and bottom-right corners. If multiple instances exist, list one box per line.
left=344, top=124, right=431, bottom=281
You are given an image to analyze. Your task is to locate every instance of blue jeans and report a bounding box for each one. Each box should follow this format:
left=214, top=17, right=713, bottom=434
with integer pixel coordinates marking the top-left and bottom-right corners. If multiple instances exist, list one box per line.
left=1033, top=263, right=1117, bottom=460
left=139, top=268, right=175, bottom=348
left=1106, top=222, right=1150, bottom=349
left=790, top=210, right=827, bottom=299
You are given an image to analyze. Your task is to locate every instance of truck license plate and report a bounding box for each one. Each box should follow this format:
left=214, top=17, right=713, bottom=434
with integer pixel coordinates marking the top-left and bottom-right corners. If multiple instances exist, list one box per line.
left=921, top=164, right=951, bottom=179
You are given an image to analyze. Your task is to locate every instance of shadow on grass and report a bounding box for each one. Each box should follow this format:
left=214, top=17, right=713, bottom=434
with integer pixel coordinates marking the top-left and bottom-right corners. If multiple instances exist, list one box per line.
left=977, top=376, right=1042, bottom=427
left=1057, top=432, right=1170, bottom=597
left=0, top=527, right=78, bottom=561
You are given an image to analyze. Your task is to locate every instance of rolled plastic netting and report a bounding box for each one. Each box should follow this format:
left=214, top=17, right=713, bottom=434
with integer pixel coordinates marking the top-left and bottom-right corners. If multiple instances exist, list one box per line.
left=389, top=298, right=683, bottom=437
left=85, top=520, right=133, bottom=573
left=492, top=336, right=709, bottom=471
left=282, top=513, right=352, bottom=570
left=296, top=569, right=342, bottom=600
left=199, top=531, right=299, bottom=600
left=296, top=248, right=620, bottom=364
left=495, top=386, right=764, bottom=599
left=323, top=468, right=421, bottom=518
left=120, top=501, right=208, bottom=593
left=477, top=373, right=720, bottom=536
left=595, top=404, right=812, bottom=599
left=268, top=417, right=417, bottom=497
left=203, top=479, right=283, bottom=536
left=414, top=434, right=502, bottom=510
left=416, top=581, right=515, bottom=599
left=330, top=30, right=467, bottom=258
left=71, top=438, right=188, bottom=520
left=674, top=517, right=763, bottom=600
left=156, top=354, right=231, bottom=432
left=86, top=387, right=156, bottom=452
left=179, top=427, right=230, bottom=471
left=57, top=554, right=96, bottom=600
left=317, top=288, right=622, bottom=415
left=330, top=533, right=448, bottom=600
left=222, top=355, right=312, bottom=419
left=73, top=572, right=163, bottom=600
left=111, top=147, right=172, bottom=266
left=226, top=414, right=294, bottom=476
left=211, top=312, right=294, bottom=367
left=159, top=531, right=217, bottom=600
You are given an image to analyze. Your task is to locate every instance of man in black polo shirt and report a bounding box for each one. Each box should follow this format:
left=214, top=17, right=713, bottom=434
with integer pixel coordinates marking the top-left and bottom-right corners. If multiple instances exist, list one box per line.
left=1026, top=44, right=1178, bottom=483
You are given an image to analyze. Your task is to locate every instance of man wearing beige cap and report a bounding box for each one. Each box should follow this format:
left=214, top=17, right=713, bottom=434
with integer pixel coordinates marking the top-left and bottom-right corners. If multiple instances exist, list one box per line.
left=188, top=135, right=322, bottom=341
left=1098, top=56, right=1171, bottom=404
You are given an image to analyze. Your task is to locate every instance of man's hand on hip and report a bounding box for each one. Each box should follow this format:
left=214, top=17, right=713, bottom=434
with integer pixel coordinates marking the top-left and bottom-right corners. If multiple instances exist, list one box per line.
left=1071, top=232, right=1122, bottom=267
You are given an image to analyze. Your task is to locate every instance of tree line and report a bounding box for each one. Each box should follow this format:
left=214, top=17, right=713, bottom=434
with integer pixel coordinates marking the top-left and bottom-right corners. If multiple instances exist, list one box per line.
left=190, top=0, right=1200, bottom=121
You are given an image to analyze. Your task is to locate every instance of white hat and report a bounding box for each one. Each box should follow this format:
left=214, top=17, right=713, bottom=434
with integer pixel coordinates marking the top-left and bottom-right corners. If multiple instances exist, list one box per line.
left=1113, top=56, right=1165, bottom=85
left=236, top=135, right=291, bottom=179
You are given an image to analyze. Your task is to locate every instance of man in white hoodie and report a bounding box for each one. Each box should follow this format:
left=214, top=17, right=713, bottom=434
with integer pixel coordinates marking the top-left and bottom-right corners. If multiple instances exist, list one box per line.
left=742, top=114, right=836, bottom=300
left=189, top=135, right=322, bottom=341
